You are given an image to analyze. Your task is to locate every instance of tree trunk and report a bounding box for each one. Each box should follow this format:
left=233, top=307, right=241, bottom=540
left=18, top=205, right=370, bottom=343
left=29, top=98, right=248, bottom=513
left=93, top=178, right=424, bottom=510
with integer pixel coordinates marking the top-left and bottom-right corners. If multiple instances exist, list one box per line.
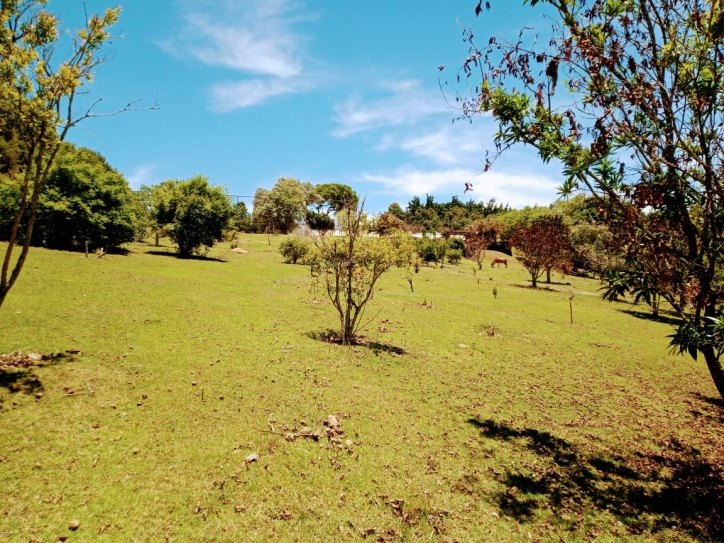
left=546, top=267, right=551, bottom=283
left=701, top=346, right=724, bottom=401
left=155, top=231, right=159, bottom=247
left=0, top=285, right=9, bottom=310
left=531, top=272, right=537, bottom=288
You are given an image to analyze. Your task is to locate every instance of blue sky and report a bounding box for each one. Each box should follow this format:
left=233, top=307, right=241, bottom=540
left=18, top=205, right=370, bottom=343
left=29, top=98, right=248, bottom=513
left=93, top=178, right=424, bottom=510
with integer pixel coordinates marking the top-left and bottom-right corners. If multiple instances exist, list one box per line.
left=55, top=0, right=563, bottom=213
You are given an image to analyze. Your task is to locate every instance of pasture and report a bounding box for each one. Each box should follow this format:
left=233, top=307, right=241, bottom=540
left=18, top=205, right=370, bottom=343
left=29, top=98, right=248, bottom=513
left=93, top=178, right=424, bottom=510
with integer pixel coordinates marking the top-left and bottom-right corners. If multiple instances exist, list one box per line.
left=0, top=236, right=721, bottom=542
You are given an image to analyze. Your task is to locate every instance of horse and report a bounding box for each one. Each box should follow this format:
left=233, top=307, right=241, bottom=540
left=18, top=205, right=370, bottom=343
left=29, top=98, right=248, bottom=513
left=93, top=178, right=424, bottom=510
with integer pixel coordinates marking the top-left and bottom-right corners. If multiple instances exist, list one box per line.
left=491, top=257, right=508, bottom=268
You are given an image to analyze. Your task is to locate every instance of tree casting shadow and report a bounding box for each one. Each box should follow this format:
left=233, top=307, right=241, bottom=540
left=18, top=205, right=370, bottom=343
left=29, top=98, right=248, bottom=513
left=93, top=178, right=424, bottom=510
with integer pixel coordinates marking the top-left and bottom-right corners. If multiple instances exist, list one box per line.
left=306, top=329, right=407, bottom=355
left=618, top=308, right=681, bottom=326
left=146, top=251, right=226, bottom=263
left=466, top=417, right=723, bottom=541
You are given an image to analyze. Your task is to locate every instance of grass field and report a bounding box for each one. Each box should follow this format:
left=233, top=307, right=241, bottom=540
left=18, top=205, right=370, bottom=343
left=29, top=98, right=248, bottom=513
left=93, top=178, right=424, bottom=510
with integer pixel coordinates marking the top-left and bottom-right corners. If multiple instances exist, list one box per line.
left=1, top=235, right=722, bottom=542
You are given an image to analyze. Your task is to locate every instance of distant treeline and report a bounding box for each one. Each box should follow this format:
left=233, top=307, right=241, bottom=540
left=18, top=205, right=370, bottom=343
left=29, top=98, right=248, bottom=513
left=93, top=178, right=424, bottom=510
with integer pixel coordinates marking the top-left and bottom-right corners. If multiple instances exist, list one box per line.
left=388, top=195, right=510, bottom=232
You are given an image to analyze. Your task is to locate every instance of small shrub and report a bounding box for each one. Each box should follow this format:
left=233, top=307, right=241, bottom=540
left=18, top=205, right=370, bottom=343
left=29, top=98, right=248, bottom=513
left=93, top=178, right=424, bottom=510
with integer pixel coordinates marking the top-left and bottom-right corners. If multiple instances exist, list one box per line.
left=279, top=237, right=310, bottom=264
left=416, top=237, right=445, bottom=265
left=447, top=248, right=463, bottom=265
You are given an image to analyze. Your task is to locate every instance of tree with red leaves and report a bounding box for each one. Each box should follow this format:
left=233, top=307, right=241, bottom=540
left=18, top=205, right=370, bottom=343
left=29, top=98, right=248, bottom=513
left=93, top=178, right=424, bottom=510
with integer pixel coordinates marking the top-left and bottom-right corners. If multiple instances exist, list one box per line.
left=464, top=217, right=501, bottom=269
left=451, top=0, right=724, bottom=399
left=510, top=215, right=572, bottom=288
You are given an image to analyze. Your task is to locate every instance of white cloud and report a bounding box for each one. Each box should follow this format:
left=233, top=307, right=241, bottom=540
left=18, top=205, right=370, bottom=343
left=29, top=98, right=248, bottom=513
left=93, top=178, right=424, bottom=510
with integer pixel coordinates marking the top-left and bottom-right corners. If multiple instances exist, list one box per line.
left=166, top=0, right=315, bottom=111
left=377, top=122, right=489, bottom=165
left=126, top=164, right=158, bottom=190
left=360, top=167, right=560, bottom=208
left=186, top=14, right=302, bottom=79
left=332, top=79, right=447, bottom=137
left=211, top=78, right=309, bottom=111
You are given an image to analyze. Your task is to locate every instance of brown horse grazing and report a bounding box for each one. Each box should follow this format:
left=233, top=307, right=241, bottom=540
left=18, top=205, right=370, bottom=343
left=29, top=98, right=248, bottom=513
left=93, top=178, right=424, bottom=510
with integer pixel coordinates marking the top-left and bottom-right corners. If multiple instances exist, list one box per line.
left=491, top=257, right=508, bottom=268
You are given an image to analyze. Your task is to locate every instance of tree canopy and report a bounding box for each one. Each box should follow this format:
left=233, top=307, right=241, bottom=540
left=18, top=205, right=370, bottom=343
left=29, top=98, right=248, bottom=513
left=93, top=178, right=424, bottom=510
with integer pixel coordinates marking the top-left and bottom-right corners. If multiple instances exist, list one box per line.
left=252, top=177, right=316, bottom=234
left=146, top=176, right=231, bottom=258
left=26, top=143, right=138, bottom=250
left=315, top=183, right=359, bottom=214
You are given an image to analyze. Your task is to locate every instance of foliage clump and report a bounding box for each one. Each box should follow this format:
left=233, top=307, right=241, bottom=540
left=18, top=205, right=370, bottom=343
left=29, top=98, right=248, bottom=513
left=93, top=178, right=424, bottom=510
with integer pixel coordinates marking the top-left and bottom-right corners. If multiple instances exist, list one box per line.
left=146, top=176, right=231, bottom=258
left=279, top=236, right=311, bottom=264
left=510, top=215, right=572, bottom=288
left=253, top=177, right=317, bottom=234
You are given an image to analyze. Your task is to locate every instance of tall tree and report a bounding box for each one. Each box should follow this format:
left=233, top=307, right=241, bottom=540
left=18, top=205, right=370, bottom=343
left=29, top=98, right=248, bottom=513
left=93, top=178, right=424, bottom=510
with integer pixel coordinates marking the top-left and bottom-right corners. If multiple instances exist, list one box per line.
left=253, top=177, right=317, bottom=234
left=454, top=0, right=724, bottom=399
left=0, top=1, right=138, bottom=309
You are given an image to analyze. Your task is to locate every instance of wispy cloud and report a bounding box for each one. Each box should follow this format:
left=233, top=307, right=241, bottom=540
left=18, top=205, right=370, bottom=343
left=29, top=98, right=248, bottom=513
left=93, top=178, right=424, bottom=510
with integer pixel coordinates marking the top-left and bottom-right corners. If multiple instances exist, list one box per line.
left=360, top=167, right=559, bottom=208
left=186, top=14, right=302, bottom=79
left=166, top=0, right=315, bottom=110
left=211, top=78, right=311, bottom=111
left=377, top=122, right=489, bottom=165
left=332, top=80, right=447, bottom=137
left=126, top=164, right=158, bottom=190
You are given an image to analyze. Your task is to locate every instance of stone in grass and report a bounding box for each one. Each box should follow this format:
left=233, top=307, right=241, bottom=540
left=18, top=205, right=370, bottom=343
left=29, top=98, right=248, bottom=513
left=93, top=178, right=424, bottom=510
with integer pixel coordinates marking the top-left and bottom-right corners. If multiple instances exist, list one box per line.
left=68, top=519, right=80, bottom=530
left=132, top=448, right=140, bottom=455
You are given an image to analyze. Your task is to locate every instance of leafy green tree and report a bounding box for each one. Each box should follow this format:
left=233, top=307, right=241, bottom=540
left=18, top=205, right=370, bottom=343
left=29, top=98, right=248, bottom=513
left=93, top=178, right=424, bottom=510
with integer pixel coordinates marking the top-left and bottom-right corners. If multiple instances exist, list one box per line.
left=229, top=201, right=252, bottom=233
left=253, top=177, right=317, bottom=233
left=371, top=212, right=405, bottom=236
left=148, top=176, right=231, bottom=258
left=0, top=1, right=123, bottom=310
left=388, top=202, right=406, bottom=221
left=455, top=0, right=724, bottom=398
left=279, top=236, right=310, bottom=264
left=315, top=183, right=358, bottom=214
left=305, top=210, right=335, bottom=232
left=310, top=203, right=415, bottom=344
left=30, top=143, right=137, bottom=250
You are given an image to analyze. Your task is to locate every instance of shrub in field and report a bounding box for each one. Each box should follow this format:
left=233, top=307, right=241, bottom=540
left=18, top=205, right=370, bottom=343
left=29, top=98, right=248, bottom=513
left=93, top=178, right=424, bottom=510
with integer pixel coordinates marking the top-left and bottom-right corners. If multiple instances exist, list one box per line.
left=447, top=248, right=463, bottom=265
left=147, top=176, right=231, bottom=258
left=416, top=237, right=444, bottom=265
left=279, top=237, right=310, bottom=264
left=310, top=205, right=415, bottom=344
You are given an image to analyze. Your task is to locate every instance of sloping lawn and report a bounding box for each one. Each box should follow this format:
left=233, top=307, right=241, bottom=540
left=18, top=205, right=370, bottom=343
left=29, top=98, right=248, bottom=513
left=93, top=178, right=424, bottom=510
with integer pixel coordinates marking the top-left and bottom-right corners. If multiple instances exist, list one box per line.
left=1, top=236, right=721, bottom=542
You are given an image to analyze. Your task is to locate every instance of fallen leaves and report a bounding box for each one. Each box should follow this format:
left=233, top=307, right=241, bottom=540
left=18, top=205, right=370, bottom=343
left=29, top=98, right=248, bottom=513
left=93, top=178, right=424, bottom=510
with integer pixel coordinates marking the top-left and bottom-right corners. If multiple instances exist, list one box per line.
left=0, top=351, right=46, bottom=372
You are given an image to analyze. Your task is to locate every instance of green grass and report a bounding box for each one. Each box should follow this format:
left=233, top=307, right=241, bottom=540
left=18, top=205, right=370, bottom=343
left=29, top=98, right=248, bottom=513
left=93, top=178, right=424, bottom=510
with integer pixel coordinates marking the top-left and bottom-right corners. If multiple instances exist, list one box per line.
left=1, top=236, right=722, bottom=542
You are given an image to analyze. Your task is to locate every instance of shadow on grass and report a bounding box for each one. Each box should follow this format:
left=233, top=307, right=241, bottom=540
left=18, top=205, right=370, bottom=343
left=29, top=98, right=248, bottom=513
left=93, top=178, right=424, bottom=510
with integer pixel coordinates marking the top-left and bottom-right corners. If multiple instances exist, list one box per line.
left=466, top=417, right=723, bottom=540
left=146, top=251, right=226, bottom=263
left=619, top=308, right=681, bottom=326
left=0, top=352, right=76, bottom=409
left=306, top=329, right=407, bottom=355
left=0, top=371, right=43, bottom=395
